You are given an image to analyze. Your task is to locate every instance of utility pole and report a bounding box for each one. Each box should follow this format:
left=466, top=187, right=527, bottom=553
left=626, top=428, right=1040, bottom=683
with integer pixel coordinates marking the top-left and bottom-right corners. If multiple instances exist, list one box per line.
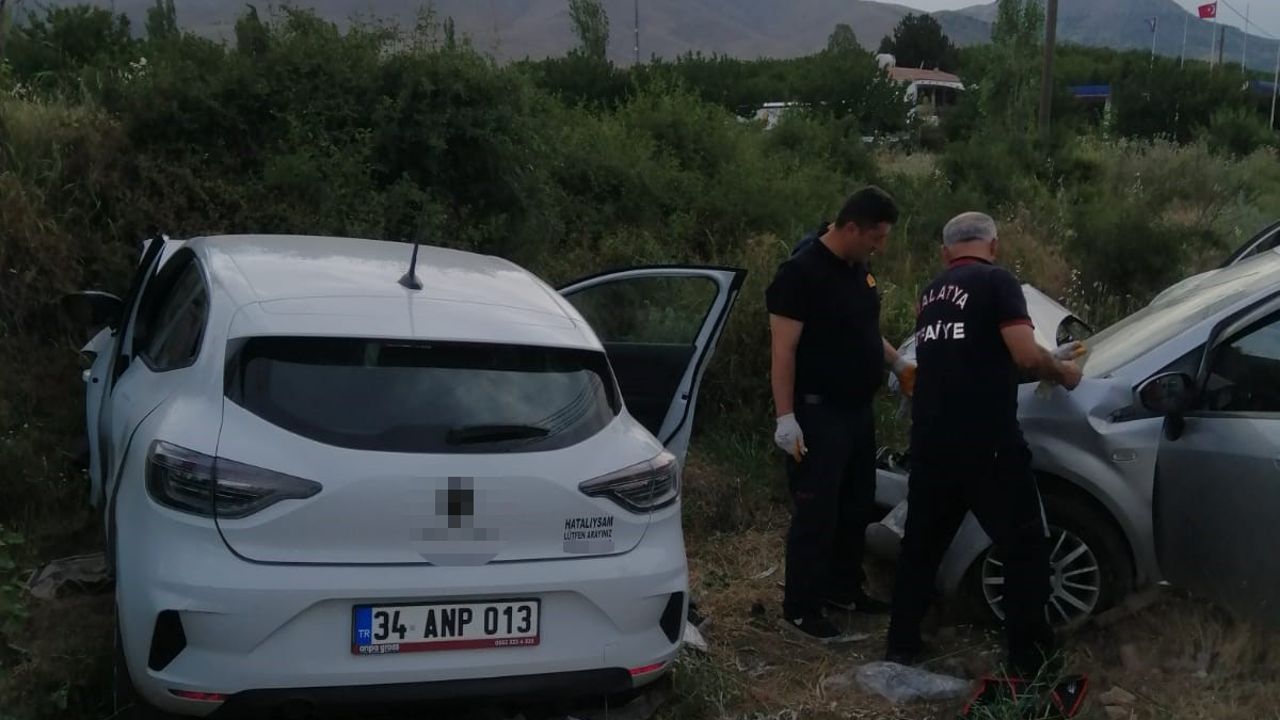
left=1271, top=40, right=1279, bottom=129
left=1181, top=12, right=1189, bottom=68
left=0, top=0, right=8, bottom=66
left=1149, top=16, right=1159, bottom=66
left=489, top=0, right=501, bottom=58
left=1038, top=0, right=1060, bottom=146
left=1218, top=24, right=1226, bottom=68
left=633, top=0, right=640, bottom=66
left=1242, top=4, right=1249, bottom=72
left=1210, top=11, right=1217, bottom=69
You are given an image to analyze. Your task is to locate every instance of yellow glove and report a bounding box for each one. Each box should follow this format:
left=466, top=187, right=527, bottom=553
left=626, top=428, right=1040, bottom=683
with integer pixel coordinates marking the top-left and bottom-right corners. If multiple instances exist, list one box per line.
left=1054, top=341, right=1088, bottom=361
left=892, top=357, right=917, bottom=399
left=1036, top=342, right=1089, bottom=398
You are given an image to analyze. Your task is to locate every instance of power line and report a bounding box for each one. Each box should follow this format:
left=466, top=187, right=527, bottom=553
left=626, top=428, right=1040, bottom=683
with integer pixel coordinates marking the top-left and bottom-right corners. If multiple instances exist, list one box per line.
left=1217, top=0, right=1277, bottom=40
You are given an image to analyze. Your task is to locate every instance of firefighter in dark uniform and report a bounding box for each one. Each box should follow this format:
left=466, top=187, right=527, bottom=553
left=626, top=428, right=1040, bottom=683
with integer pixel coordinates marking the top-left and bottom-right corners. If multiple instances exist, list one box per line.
left=885, top=212, right=1082, bottom=675
left=765, top=187, right=917, bottom=643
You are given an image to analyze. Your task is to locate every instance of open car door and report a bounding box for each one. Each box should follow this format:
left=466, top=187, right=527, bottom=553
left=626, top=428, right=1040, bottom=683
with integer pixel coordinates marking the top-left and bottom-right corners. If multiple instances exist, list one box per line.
left=1149, top=289, right=1280, bottom=624
left=87, top=237, right=172, bottom=510
left=559, top=266, right=746, bottom=464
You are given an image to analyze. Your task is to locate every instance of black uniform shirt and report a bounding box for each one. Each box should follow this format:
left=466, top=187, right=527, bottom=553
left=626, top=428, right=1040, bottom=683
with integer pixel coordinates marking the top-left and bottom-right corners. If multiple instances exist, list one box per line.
left=765, top=233, right=884, bottom=408
left=910, top=257, right=1031, bottom=450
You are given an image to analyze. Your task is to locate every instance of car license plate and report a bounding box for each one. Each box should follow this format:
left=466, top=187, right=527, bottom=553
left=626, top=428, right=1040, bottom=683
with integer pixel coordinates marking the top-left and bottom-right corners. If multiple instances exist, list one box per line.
left=351, top=599, right=540, bottom=655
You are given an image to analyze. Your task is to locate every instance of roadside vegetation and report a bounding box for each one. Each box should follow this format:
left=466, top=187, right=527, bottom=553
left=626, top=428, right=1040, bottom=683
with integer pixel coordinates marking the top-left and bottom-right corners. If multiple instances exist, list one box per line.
left=1, top=1, right=1279, bottom=718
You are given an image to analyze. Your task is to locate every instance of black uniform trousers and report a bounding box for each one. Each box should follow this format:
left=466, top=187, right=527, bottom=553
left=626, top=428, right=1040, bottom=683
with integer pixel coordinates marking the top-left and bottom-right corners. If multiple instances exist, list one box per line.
left=886, top=438, right=1055, bottom=676
left=783, top=398, right=876, bottom=618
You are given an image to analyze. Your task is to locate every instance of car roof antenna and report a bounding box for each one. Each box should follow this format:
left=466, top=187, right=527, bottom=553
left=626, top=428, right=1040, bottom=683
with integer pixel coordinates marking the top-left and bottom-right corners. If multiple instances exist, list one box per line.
left=398, top=239, right=424, bottom=290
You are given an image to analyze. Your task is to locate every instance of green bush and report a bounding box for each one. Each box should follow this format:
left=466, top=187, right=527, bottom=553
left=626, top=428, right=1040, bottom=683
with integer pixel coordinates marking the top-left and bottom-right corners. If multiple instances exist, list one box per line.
left=941, top=131, right=1044, bottom=209
left=1199, top=106, right=1277, bottom=159
left=5, top=8, right=1280, bottom=720
left=0, top=526, right=26, bottom=637
left=1, top=1, right=1278, bottom=539
left=1068, top=198, right=1182, bottom=306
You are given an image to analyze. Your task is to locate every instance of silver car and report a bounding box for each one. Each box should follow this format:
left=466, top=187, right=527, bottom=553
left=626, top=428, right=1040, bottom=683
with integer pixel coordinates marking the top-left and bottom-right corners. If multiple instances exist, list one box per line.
left=871, top=247, right=1280, bottom=627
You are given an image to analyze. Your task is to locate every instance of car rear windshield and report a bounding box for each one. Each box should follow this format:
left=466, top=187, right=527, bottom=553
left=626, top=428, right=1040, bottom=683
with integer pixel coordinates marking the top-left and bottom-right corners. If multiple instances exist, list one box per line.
left=225, top=337, right=619, bottom=453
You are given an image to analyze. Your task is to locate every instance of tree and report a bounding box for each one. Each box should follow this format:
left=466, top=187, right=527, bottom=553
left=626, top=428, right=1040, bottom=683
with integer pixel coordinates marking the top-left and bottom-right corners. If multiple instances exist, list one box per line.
left=234, top=4, right=269, bottom=57
left=567, top=0, right=609, bottom=62
left=992, top=0, right=1043, bottom=48
left=877, top=13, right=958, bottom=71
left=826, top=23, right=858, bottom=55
left=981, top=0, right=1044, bottom=131
left=1, top=0, right=11, bottom=64
left=444, top=16, right=457, bottom=50
left=145, top=0, right=178, bottom=42
left=6, top=5, right=135, bottom=82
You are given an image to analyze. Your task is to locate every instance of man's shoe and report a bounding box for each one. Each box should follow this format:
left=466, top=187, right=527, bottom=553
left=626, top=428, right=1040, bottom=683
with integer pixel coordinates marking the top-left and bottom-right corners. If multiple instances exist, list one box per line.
left=781, top=614, right=845, bottom=644
left=826, top=591, right=891, bottom=614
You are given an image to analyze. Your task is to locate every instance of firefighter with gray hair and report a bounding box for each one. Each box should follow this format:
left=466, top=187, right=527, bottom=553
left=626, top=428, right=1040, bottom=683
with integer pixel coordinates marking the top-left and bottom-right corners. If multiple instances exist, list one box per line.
left=885, top=211, right=1083, bottom=676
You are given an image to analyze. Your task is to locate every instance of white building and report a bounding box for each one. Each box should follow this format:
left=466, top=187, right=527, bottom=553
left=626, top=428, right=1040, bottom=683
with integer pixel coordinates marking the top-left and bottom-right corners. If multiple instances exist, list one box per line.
left=747, top=54, right=965, bottom=130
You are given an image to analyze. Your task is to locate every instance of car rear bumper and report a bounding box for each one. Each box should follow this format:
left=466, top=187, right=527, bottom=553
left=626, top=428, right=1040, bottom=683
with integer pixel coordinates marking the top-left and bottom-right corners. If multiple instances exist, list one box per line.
left=115, top=495, right=687, bottom=717
left=210, top=668, right=634, bottom=718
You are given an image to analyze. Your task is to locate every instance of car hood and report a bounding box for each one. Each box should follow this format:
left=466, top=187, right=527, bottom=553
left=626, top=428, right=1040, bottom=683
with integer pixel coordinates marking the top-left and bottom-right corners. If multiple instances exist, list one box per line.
left=1148, top=267, right=1222, bottom=306
left=1148, top=248, right=1280, bottom=306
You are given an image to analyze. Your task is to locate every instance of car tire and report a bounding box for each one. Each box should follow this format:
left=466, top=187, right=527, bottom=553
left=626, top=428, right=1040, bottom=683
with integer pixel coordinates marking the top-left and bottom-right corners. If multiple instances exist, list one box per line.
left=962, top=492, right=1134, bottom=629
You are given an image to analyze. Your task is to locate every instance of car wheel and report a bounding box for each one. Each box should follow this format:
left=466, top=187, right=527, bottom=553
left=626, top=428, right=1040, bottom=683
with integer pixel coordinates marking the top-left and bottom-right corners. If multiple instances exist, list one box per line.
left=965, top=493, right=1134, bottom=628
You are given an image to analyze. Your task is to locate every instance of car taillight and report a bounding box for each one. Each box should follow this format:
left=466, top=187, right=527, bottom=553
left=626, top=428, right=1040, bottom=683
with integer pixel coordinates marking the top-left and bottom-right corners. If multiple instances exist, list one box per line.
left=579, top=451, right=679, bottom=514
left=146, top=441, right=321, bottom=519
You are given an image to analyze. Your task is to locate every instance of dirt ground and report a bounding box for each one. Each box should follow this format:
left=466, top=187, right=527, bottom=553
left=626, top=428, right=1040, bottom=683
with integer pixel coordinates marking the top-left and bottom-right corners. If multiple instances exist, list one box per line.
left=666, top=519, right=1280, bottom=720
left=2, top=466, right=1279, bottom=720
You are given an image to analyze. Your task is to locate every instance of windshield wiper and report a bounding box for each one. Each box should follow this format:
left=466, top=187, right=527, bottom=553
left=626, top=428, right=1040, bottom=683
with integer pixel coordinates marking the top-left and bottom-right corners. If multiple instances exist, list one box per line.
left=445, top=424, right=550, bottom=445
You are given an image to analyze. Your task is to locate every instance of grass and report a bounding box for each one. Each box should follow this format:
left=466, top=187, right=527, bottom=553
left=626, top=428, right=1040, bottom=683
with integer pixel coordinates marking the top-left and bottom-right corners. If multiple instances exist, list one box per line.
left=665, top=444, right=1280, bottom=720
left=4, top=15, right=1280, bottom=716
left=2, top=442, right=1280, bottom=720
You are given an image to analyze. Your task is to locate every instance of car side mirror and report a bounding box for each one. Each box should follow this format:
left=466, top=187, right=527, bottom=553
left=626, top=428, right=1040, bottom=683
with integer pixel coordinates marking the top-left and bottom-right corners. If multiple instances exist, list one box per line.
left=61, top=291, right=124, bottom=332
left=1138, top=372, right=1194, bottom=415
left=1138, top=372, right=1194, bottom=441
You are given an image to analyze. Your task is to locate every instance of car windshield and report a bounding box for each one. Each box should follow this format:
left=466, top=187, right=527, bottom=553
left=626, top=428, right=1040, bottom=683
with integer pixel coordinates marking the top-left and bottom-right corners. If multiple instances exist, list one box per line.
left=226, top=337, right=619, bottom=453
left=1084, top=256, right=1280, bottom=377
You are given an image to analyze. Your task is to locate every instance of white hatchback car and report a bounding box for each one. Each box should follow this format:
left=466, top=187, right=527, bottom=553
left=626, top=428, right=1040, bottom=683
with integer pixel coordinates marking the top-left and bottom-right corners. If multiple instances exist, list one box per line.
left=69, top=235, right=744, bottom=717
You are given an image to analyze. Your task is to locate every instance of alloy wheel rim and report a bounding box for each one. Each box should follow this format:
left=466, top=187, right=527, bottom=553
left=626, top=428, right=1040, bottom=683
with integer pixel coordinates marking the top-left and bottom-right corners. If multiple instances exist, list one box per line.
left=981, top=526, right=1103, bottom=627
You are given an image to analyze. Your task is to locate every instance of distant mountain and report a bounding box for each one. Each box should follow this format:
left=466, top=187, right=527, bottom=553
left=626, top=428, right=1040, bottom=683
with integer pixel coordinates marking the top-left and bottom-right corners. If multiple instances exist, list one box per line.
left=24, top=0, right=1280, bottom=72
left=44, top=0, right=991, bottom=62
left=954, top=0, right=1280, bottom=73
left=955, top=2, right=997, bottom=24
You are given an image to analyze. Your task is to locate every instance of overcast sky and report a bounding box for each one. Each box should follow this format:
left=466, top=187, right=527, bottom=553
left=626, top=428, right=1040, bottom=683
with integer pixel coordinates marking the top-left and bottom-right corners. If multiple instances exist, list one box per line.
left=910, top=0, right=1280, bottom=38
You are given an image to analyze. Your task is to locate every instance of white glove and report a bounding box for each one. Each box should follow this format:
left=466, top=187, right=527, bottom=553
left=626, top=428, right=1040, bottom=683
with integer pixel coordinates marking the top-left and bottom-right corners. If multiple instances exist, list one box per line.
left=774, top=414, right=807, bottom=461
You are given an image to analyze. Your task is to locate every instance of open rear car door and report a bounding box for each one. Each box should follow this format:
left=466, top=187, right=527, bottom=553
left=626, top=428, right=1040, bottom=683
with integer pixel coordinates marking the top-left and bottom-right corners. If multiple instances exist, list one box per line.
left=558, top=266, right=747, bottom=463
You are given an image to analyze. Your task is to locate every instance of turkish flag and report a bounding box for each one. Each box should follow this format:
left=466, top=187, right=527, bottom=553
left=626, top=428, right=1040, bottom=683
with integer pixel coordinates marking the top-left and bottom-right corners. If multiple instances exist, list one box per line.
left=1198, top=2, right=1217, bottom=19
